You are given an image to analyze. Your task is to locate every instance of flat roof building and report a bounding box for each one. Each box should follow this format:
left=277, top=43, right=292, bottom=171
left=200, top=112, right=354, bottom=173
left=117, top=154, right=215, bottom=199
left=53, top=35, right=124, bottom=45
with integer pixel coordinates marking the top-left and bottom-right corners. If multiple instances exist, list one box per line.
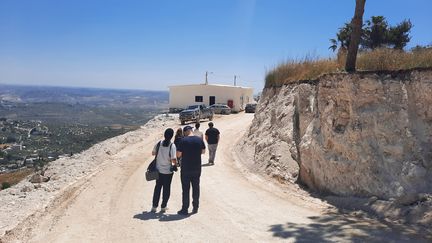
left=169, top=84, right=253, bottom=112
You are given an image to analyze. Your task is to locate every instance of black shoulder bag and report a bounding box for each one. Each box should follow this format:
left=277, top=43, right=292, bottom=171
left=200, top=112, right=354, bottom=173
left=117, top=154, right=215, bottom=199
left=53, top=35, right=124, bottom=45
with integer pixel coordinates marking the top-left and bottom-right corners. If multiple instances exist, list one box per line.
left=146, top=142, right=161, bottom=181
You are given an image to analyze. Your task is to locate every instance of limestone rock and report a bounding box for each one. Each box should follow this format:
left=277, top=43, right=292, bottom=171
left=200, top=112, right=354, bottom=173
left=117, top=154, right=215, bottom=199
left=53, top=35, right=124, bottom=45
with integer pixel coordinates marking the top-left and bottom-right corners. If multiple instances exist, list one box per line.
left=29, top=174, right=50, bottom=184
left=29, top=174, right=43, bottom=184
left=244, top=69, right=432, bottom=203
left=20, top=185, right=32, bottom=193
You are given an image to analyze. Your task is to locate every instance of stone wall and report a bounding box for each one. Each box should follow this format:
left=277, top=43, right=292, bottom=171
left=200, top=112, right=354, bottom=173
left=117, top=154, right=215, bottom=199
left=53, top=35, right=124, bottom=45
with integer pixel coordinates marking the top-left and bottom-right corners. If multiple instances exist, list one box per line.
left=241, top=69, right=432, bottom=205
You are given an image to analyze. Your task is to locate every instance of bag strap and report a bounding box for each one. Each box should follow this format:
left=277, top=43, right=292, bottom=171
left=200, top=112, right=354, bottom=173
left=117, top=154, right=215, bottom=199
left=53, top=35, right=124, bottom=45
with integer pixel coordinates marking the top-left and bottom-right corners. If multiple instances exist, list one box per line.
left=168, top=143, right=173, bottom=158
left=155, top=141, right=161, bottom=159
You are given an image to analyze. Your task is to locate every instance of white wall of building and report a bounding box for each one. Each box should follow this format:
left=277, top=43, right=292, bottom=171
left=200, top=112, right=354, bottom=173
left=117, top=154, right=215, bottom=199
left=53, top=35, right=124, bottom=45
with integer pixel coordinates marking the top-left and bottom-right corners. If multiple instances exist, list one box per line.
left=169, top=84, right=253, bottom=112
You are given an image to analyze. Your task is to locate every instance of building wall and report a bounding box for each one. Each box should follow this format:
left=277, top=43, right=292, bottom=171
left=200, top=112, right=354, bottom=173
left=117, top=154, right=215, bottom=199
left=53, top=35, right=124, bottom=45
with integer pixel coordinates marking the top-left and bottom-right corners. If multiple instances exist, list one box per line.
left=169, top=85, right=253, bottom=112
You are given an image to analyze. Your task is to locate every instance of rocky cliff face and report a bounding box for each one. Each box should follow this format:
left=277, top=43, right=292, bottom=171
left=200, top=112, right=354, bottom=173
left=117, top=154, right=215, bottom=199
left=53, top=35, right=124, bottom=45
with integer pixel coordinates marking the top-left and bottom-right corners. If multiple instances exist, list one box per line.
left=242, top=69, right=432, bottom=205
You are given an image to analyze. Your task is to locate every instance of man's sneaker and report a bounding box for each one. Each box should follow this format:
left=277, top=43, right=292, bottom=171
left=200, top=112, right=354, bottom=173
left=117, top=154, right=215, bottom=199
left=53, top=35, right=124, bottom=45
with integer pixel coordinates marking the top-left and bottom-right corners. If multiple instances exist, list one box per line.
left=160, top=207, right=168, bottom=213
left=150, top=207, right=157, bottom=213
left=192, top=208, right=198, bottom=214
left=177, top=209, right=188, bottom=215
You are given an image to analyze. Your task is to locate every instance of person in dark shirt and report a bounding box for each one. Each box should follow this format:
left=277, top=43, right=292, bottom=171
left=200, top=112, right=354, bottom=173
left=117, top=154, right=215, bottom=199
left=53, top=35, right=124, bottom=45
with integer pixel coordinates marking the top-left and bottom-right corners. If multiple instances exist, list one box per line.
left=205, top=122, right=220, bottom=165
left=176, top=125, right=206, bottom=215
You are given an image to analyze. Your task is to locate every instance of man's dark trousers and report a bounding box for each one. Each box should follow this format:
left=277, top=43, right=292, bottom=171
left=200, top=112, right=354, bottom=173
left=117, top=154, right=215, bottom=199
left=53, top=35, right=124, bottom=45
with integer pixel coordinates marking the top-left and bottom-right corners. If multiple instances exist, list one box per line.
left=181, top=173, right=200, bottom=210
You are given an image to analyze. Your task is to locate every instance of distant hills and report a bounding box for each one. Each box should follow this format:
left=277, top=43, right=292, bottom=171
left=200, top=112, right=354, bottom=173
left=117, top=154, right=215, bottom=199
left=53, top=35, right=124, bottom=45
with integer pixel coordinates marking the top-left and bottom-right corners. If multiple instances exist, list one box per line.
left=0, top=84, right=168, bottom=126
left=0, top=84, right=169, bottom=173
left=0, top=84, right=168, bottom=109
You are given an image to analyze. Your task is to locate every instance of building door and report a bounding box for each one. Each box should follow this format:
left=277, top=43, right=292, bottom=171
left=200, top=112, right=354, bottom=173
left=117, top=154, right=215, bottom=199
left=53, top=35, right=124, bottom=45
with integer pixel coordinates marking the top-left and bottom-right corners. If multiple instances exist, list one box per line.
left=227, top=99, right=233, bottom=108
left=209, top=96, right=216, bottom=106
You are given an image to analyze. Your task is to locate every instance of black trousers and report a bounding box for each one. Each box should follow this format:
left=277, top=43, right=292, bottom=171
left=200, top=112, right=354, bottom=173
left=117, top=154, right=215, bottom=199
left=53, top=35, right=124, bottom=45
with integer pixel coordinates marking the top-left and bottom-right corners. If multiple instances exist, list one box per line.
left=181, top=173, right=200, bottom=210
left=152, top=173, right=174, bottom=208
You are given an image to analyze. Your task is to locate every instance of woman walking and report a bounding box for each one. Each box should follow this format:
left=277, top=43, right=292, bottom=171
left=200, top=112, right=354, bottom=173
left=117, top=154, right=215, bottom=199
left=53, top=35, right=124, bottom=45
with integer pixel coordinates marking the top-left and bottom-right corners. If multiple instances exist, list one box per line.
left=174, top=127, right=183, bottom=165
left=151, top=128, right=177, bottom=213
left=174, top=128, right=183, bottom=147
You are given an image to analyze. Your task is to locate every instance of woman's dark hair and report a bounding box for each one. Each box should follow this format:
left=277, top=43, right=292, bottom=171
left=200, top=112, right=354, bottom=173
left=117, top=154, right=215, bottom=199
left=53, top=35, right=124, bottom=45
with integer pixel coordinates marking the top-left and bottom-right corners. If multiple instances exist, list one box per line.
left=162, top=128, right=174, bottom=147
left=175, top=128, right=183, bottom=139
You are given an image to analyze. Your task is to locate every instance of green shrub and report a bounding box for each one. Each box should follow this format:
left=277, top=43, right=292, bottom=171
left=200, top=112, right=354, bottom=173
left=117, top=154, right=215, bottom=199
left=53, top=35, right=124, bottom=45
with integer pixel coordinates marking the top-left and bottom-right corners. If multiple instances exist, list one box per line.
left=6, top=136, right=16, bottom=143
left=1, top=182, right=11, bottom=190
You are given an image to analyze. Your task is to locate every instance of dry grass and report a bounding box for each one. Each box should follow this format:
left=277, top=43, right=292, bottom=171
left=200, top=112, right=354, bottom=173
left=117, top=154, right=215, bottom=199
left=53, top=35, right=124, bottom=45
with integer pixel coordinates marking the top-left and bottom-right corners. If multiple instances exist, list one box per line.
left=265, top=57, right=340, bottom=88
left=357, top=48, right=432, bottom=70
left=0, top=169, right=33, bottom=190
left=265, top=48, right=432, bottom=88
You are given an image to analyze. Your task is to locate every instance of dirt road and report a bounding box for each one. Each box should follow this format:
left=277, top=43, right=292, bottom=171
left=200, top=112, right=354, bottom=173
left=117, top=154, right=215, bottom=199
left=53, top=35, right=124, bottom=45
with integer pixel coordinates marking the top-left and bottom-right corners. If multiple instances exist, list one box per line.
left=3, top=113, right=430, bottom=242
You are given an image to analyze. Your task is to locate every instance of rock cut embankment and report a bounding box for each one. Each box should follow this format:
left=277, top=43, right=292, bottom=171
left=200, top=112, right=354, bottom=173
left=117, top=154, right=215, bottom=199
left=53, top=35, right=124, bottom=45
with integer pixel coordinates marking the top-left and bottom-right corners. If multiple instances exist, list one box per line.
left=241, top=69, right=432, bottom=207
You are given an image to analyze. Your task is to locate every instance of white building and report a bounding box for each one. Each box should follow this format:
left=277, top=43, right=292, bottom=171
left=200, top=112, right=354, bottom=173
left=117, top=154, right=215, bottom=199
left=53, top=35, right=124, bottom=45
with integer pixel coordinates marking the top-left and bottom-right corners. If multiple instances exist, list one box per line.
left=169, top=84, right=254, bottom=112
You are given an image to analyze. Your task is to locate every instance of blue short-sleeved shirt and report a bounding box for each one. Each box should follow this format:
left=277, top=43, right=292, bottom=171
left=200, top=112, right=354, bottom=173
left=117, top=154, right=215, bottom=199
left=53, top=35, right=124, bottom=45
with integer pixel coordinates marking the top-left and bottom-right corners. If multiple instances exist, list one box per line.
left=178, top=136, right=206, bottom=175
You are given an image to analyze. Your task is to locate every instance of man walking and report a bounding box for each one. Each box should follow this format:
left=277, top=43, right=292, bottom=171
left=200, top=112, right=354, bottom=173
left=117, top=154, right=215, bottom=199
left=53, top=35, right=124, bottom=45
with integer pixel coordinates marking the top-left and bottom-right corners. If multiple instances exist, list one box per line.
left=205, top=122, right=220, bottom=165
left=193, top=122, right=203, bottom=140
left=177, top=125, right=206, bottom=215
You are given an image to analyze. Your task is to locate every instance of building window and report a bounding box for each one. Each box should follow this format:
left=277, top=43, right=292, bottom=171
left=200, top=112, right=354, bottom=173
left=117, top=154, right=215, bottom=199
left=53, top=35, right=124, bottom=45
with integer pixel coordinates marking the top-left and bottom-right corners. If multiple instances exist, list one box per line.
left=195, top=96, right=203, bottom=102
left=209, top=96, right=216, bottom=105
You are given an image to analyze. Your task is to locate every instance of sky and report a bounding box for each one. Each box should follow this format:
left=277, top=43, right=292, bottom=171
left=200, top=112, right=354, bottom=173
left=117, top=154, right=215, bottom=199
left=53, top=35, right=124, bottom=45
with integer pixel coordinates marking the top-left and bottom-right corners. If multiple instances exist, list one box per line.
left=0, top=0, right=431, bottom=92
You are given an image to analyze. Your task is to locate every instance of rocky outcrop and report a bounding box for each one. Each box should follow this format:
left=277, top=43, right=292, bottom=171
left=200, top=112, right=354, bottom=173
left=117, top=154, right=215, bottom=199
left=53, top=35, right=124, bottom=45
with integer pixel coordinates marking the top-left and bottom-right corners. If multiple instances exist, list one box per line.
left=242, top=69, right=432, bottom=205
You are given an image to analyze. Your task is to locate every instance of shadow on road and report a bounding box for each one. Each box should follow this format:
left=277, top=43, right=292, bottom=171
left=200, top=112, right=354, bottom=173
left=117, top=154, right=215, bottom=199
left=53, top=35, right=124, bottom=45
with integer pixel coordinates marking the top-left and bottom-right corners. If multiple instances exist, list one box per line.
left=133, top=211, right=189, bottom=222
left=268, top=211, right=432, bottom=243
left=159, top=214, right=190, bottom=222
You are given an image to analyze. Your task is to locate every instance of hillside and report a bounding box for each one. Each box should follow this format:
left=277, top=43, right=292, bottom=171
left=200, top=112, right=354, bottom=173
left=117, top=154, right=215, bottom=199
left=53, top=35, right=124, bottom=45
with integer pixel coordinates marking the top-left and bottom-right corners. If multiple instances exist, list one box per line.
left=0, top=85, right=168, bottom=178
left=2, top=113, right=430, bottom=242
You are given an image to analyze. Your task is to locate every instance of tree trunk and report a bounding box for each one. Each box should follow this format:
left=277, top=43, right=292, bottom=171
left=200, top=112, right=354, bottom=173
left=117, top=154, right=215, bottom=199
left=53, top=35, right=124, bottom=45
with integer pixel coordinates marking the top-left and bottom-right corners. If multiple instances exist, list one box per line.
left=345, top=0, right=366, bottom=72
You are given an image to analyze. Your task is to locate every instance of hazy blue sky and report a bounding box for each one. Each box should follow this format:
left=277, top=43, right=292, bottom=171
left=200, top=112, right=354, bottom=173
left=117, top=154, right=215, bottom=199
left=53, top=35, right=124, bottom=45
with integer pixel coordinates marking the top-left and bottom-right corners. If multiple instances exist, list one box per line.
left=0, top=0, right=431, bottom=92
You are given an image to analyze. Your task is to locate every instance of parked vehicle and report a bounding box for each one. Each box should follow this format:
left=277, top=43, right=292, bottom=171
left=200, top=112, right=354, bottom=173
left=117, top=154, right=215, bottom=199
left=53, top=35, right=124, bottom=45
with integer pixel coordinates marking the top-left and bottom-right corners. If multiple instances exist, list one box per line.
left=179, top=104, right=214, bottom=124
left=245, top=103, right=257, bottom=113
left=209, top=104, right=232, bottom=115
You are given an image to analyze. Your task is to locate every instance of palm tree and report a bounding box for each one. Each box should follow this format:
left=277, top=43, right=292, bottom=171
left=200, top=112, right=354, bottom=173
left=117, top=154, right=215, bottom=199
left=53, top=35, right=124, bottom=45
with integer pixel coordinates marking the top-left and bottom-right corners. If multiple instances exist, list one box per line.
left=329, top=38, right=338, bottom=52
left=329, top=23, right=353, bottom=52
left=345, top=0, right=366, bottom=72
